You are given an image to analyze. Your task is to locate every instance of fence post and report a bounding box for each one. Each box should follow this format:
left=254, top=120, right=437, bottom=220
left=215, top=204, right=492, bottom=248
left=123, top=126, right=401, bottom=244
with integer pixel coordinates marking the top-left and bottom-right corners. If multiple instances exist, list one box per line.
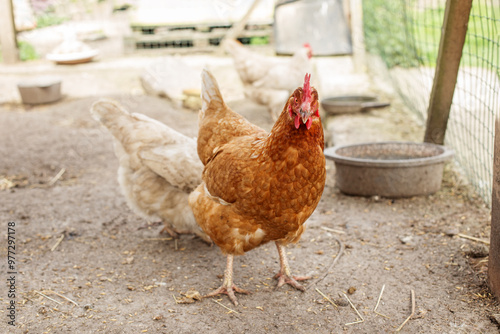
left=0, top=0, right=18, bottom=64
left=490, top=118, right=500, bottom=299
left=350, top=0, right=366, bottom=74
left=423, top=0, right=472, bottom=145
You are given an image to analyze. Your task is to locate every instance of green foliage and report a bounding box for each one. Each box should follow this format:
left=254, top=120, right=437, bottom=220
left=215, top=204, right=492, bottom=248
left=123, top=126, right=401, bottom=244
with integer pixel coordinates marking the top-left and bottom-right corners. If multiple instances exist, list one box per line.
left=249, top=36, right=269, bottom=45
left=362, top=0, right=420, bottom=68
left=452, top=4, right=499, bottom=69
left=363, top=0, right=500, bottom=70
left=412, top=5, right=500, bottom=68
left=410, top=7, right=443, bottom=67
left=36, top=14, right=67, bottom=29
left=18, top=41, right=38, bottom=61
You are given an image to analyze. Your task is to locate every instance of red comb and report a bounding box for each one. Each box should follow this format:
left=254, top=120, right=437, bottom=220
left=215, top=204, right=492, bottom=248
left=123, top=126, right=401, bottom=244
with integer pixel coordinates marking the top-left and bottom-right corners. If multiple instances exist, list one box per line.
left=303, top=73, right=312, bottom=101
left=303, top=43, right=311, bottom=49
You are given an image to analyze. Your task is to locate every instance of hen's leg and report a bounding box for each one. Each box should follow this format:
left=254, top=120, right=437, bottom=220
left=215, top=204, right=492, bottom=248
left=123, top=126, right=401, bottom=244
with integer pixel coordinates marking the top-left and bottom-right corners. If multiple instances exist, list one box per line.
left=159, top=224, right=179, bottom=239
left=204, top=254, right=250, bottom=306
left=274, top=242, right=310, bottom=291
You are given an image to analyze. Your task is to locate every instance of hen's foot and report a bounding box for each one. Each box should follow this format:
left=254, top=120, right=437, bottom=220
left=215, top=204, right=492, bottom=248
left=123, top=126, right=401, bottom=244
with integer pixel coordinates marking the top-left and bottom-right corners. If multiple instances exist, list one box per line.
left=274, top=272, right=311, bottom=291
left=206, top=254, right=249, bottom=306
left=204, top=285, right=250, bottom=306
left=274, top=242, right=311, bottom=291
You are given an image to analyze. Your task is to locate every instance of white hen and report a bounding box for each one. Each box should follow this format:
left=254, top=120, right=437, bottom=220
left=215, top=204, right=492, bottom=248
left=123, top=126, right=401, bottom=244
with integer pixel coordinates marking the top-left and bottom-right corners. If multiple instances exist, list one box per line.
left=90, top=99, right=210, bottom=243
left=224, top=38, right=312, bottom=91
left=224, top=39, right=313, bottom=120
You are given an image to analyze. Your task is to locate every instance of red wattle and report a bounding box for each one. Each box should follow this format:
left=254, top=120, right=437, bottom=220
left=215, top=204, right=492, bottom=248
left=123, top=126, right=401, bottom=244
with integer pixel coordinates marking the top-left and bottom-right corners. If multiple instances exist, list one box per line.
left=306, top=118, right=312, bottom=129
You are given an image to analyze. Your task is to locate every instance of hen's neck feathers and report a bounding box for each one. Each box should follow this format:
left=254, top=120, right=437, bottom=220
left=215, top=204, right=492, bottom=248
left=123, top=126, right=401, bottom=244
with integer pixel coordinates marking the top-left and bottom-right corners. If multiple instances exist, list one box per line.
left=265, top=102, right=324, bottom=152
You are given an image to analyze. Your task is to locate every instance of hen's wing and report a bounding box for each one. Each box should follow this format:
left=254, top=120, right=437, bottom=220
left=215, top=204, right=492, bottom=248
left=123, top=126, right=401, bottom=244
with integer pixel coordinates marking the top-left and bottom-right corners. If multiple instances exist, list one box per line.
left=197, top=69, right=265, bottom=165
left=138, top=144, right=202, bottom=193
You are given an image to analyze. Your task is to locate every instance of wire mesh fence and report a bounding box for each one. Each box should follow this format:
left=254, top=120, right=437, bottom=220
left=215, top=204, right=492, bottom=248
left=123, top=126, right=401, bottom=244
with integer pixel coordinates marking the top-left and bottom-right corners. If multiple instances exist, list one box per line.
left=362, top=0, right=500, bottom=205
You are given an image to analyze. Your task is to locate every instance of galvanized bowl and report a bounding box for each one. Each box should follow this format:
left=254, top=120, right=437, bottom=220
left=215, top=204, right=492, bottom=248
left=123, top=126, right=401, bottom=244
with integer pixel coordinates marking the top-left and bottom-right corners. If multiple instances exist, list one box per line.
left=17, top=76, right=62, bottom=105
left=324, top=142, right=454, bottom=198
left=321, top=95, right=390, bottom=115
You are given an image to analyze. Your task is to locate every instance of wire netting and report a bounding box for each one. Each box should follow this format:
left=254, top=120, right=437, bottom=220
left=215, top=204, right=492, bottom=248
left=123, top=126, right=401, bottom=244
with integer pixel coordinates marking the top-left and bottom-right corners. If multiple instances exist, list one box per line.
left=363, top=0, right=500, bottom=205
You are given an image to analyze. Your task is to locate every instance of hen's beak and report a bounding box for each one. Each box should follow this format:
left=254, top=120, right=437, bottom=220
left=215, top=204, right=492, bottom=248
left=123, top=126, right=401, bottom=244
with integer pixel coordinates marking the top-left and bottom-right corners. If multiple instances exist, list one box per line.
left=299, top=108, right=310, bottom=124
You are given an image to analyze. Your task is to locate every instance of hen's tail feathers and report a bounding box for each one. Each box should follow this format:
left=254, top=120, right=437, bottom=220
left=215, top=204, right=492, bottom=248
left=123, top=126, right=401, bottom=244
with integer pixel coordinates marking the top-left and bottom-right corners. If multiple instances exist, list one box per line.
left=91, top=98, right=128, bottom=122
left=90, top=98, right=134, bottom=140
left=91, top=98, right=167, bottom=151
left=200, top=69, right=226, bottom=120
left=90, top=98, right=131, bottom=130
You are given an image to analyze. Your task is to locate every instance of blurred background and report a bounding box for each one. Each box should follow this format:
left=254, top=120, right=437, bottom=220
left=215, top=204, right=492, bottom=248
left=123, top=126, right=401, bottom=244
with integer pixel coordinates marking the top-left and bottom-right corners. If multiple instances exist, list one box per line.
left=0, top=0, right=499, bottom=206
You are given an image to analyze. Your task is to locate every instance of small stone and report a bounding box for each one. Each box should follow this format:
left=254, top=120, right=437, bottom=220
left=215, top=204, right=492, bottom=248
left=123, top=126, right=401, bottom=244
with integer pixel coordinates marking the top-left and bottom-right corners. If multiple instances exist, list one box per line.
left=465, top=244, right=489, bottom=258
left=83, top=303, right=94, bottom=311
left=399, top=235, right=414, bottom=245
left=334, top=298, right=349, bottom=307
left=444, top=228, right=459, bottom=236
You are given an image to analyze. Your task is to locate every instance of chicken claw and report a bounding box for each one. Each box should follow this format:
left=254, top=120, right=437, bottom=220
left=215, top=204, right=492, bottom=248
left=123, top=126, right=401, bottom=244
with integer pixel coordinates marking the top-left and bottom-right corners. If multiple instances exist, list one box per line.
left=205, top=284, right=250, bottom=306
left=274, top=242, right=311, bottom=291
left=274, top=272, right=310, bottom=291
left=204, top=255, right=250, bottom=306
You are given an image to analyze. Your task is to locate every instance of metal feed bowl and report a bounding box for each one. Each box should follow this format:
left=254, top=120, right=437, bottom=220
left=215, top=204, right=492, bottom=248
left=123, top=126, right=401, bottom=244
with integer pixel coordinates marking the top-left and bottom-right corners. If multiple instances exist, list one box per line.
left=321, top=95, right=390, bottom=115
left=324, top=142, right=454, bottom=198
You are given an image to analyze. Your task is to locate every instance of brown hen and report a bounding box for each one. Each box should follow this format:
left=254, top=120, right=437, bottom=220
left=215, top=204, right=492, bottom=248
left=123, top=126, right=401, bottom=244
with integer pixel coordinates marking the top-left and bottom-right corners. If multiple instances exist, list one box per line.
left=188, top=69, right=326, bottom=305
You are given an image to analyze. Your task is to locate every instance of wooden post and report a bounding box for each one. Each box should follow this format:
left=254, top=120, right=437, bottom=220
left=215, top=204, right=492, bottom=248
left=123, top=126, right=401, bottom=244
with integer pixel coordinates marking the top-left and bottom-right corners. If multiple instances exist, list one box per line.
left=218, top=0, right=262, bottom=55
left=490, top=118, right=500, bottom=299
left=423, top=0, right=472, bottom=144
left=350, top=0, right=366, bottom=73
left=0, top=0, right=18, bottom=63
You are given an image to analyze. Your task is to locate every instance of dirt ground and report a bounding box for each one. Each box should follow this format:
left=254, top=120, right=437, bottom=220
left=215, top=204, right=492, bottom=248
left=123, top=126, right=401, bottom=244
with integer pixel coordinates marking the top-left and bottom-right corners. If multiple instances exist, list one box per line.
left=0, top=58, right=499, bottom=334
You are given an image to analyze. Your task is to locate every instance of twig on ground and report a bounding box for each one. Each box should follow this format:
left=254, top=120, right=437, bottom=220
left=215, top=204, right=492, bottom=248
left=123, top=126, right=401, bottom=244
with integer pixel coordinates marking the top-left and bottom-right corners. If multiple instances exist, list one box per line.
left=50, top=234, right=65, bottom=252
left=172, top=294, right=179, bottom=304
left=48, top=168, right=66, bottom=186
left=321, top=226, right=346, bottom=234
left=34, top=290, right=62, bottom=305
left=396, top=289, right=416, bottom=332
left=457, top=233, right=490, bottom=245
left=373, top=284, right=390, bottom=319
left=146, top=238, right=173, bottom=241
left=308, top=236, right=345, bottom=289
left=212, top=299, right=239, bottom=314
left=343, top=293, right=364, bottom=326
left=47, top=290, right=79, bottom=307
left=315, top=288, right=338, bottom=308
